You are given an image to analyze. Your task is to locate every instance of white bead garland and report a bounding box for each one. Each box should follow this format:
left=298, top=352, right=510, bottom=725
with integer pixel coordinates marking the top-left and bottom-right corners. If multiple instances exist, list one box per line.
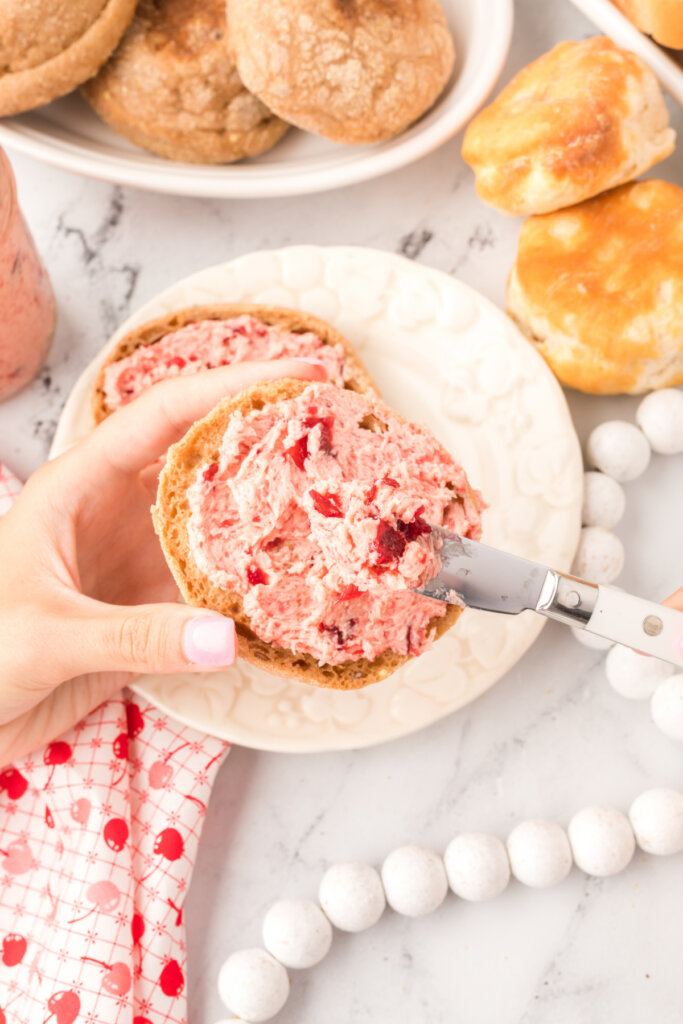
left=381, top=844, right=448, bottom=917
left=217, top=948, right=289, bottom=1022
left=605, top=644, right=674, bottom=700
left=216, top=786, right=683, bottom=1020
left=635, top=389, right=683, bottom=455
left=444, top=833, right=510, bottom=901
left=568, top=806, right=635, bottom=877
left=629, top=789, right=683, bottom=855
left=263, top=899, right=332, bottom=969
left=581, top=471, right=625, bottom=529
left=506, top=820, right=572, bottom=888
left=319, top=862, right=385, bottom=932
left=586, top=420, right=651, bottom=482
left=651, top=675, right=683, bottom=740
left=572, top=526, right=624, bottom=584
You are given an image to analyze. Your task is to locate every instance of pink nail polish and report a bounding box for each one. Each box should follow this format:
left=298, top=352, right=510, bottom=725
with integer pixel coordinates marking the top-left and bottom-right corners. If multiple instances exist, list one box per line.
left=183, top=616, right=235, bottom=666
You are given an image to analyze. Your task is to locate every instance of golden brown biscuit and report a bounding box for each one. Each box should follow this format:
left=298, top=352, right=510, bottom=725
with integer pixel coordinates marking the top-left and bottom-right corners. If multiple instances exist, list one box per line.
left=153, top=378, right=473, bottom=690
left=614, top=0, right=683, bottom=48
left=462, top=37, right=675, bottom=216
left=225, top=0, right=455, bottom=145
left=91, top=303, right=378, bottom=422
left=0, top=0, right=137, bottom=116
left=507, top=180, right=683, bottom=394
left=82, top=0, right=288, bottom=163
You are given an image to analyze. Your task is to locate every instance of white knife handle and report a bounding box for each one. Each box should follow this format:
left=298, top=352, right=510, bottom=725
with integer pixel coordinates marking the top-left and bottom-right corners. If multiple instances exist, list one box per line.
left=586, top=586, right=683, bottom=668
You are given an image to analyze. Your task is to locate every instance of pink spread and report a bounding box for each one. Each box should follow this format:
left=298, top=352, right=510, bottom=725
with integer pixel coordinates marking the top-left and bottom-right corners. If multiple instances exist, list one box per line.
left=187, top=383, right=484, bottom=666
left=103, top=315, right=350, bottom=409
left=0, top=149, right=56, bottom=400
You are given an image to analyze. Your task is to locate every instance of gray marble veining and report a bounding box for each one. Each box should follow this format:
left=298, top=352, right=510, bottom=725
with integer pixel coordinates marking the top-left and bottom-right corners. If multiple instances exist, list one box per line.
left=1, top=1, right=682, bottom=1021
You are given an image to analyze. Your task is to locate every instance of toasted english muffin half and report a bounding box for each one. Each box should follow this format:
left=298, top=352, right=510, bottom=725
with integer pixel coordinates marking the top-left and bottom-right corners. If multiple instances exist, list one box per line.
left=152, top=379, right=481, bottom=689
left=93, top=303, right=377, bottom=423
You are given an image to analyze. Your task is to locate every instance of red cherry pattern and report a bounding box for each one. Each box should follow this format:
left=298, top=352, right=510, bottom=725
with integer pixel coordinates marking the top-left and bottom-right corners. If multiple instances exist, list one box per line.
left=2, top=933, right=27, bottom=966
left=70, top=797, right=91, bottom=826
left=43, top=741, right=72, bottom=788
left=159, top=958, right=184, bottom=997
left=0, top=768, right=28, bottom=800
left=132, top=912, right=145, bottom=945
left=103, top=817, right=129, bottom=852
left=0, top=690, right=227, bottom=1021
left=45, top=990, right=80, bottom=1024
left=82, top=957, right=132, bottom=996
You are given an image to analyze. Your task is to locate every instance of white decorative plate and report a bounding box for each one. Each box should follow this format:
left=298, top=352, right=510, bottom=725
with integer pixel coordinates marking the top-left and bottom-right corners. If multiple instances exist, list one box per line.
left=0, top=0, right=512, bottom=199
left=568, top=0, right=683, bottom=105
left=51, top=246, right=583, bottom=752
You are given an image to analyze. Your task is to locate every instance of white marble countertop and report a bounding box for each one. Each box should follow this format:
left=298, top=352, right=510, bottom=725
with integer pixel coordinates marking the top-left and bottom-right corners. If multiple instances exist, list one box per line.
left=2, top=1, right=683, bottom=1021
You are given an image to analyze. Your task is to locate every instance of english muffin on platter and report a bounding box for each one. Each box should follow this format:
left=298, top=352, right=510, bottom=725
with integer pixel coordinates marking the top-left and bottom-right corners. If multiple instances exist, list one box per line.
left=225, top=0, right=455, bottom=144
left=462, top=37, right=675, bottom=216
left=92, top=303, right=377, bottom=422
left=82, top=0, right=288, bottom=163
left=0, top=0, right=137, bottom=116
left=508, top=180, right=683, bottom=394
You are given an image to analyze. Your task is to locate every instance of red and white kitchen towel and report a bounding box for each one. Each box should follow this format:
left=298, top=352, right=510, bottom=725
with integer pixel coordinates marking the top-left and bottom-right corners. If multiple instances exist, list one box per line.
left=0, top=461, right=230, bottom=1024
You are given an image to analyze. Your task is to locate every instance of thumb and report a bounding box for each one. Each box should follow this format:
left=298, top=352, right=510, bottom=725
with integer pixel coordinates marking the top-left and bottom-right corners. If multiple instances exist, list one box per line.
left=71, top=602, right=237, bottom=676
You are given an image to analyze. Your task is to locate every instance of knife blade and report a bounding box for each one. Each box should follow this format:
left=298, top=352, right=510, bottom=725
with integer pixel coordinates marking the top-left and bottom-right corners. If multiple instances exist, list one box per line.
left=416, top=529, right=683, bottom=668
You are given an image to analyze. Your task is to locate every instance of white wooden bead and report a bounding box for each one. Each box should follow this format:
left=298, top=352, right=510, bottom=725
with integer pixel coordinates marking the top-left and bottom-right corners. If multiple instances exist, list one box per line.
left=629, top=789, right=683, bottom=855
left=581, top=472, right=626, bottom=529
left=217, top=949, right=289, bottom=1022
left=262, top=899, right=332, bottom=969
left=319, top=862, right=385, bottom=932
left=605, top=643, right=674, bottom=700
left=506, top=821, right=572, bottom=888
left=444, top=833, right=510, bottom=901
left=568, top=806, right=635, bottom=877
left=635, top=389, right=683, bottom=455
left=570, top=625, right=614, bottom=650
left=586, top=421, right=651, bottom=482
left=381, top=844, right=448, bottom=917
left=572, top=526, right=624, bottom=584
left=651, top=674, right=683, bottom=740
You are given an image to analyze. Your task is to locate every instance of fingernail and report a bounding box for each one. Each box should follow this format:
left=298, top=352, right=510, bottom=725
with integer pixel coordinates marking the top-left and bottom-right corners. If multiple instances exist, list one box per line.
left=292, top=357, right=326, bottom=367
left=183, top=616, right=236, bottom=666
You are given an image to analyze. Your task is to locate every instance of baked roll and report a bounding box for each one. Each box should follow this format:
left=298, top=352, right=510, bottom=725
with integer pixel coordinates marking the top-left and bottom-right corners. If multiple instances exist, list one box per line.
left=507, top=180, right=683, bottom=394
left=614, top=0, right=683, bottom=49
left=462, top=37, right=675, bottom=216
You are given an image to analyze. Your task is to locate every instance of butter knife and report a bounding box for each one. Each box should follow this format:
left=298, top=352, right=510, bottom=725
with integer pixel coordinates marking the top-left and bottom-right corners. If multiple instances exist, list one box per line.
left=416, top=529, right=683, bottom=668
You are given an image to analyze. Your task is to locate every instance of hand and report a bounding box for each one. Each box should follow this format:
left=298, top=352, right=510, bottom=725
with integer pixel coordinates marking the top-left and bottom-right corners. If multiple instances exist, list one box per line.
left=0, top=358, right=326, bottom=764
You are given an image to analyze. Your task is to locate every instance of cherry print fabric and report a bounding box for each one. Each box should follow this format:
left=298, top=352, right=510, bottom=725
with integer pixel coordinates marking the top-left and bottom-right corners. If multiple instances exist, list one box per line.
left=0, top=463, right=230, bottom=1023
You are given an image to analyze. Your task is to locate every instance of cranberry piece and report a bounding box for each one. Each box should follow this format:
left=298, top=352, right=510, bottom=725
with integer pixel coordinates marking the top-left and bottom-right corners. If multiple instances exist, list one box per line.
left=284, top=435, right=308, bottom=470
left=309, top=490, right=343, bottom=518
left=372, top=522, right=407, bottom=564
left=318, top=622, right=345, bottom=647
left=167, top=356, right=186, bottom=370
left=382, top=477, right=399, bottom=488
left=337, top=584, right=362, bottom=602
left=246, top=564, right=268, bottom=586
left=366, top=483, right=378, bottom=503
left=202, top=462, right=219, bottom=482
left=397, top=515, right=431, bottom=541
left=303, top=416, right=334, bottom=454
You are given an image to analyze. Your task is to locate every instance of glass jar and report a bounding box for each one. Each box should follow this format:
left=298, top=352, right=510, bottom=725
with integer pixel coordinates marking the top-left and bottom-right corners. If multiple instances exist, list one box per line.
left=0, top=148, right=56, bottom=401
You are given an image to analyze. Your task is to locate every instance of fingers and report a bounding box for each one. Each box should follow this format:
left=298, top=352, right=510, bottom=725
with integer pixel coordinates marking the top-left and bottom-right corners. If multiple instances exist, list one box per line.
left=79, top=359, right=327, bottom=476
left=663, top=588, right=683, bottom=612
left=58, top=600, right=238, bottom=677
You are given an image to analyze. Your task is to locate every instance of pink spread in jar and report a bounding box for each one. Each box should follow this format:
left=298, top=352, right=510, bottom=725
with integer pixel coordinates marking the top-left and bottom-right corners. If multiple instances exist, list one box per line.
left=103, top=315, right=350, bottom=409
left=0, top=149, right=56, bottom=400
left=187, top=383, right=485, bottom=666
